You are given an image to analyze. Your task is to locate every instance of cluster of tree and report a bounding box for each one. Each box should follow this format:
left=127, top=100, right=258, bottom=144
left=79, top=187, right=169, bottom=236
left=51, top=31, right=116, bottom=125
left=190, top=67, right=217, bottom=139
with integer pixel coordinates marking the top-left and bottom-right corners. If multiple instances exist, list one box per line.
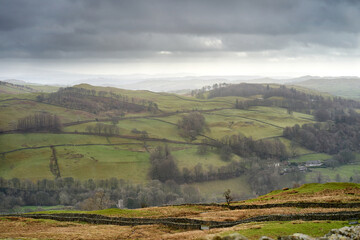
left=37, top=87, right=159, bottom=114
left=85, top=123, right=120, bottom=135
left=149, top=146, right=180, bottom=182
left=283, top=121, right=360, bottom=155
left=204, top=134, right=289, bottom=161
left=181, top=161, right=245, bottom=183
left=190, top=83, right=229, bottom=99
left=208, top=83, right=269, bottom=99
left=17, top=113, right=62, bottom=132
left=0, top=177, right=203, bottom=213
left=177, top=112, right=208, bottom=140
left=131, top=128, right=148, bottom=138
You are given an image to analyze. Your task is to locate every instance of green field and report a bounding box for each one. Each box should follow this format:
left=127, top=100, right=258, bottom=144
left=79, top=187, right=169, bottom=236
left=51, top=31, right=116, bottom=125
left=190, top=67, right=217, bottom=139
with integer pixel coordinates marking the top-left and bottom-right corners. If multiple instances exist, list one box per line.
left=76, top=84, right=234, bottom=111
left=0, top=133, right=111, bottom=152
left=170, top=145, right=241, bottom=169
left=223, top=221, right=350, bottom=240
left=306, top=163, right=360, bottom=182
left=0, top=148, right=54, bottom=180
left=56, top=145, right=150, bottom=182
left=0, top=100, right=96, bottom=130
left=293, top=78, right=360, bottom=99
left=289, top=153, right=331, bottom=163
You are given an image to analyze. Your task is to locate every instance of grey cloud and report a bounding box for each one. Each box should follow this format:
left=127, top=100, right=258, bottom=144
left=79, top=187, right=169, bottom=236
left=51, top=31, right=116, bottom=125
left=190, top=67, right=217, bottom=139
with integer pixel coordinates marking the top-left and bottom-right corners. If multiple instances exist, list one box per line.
left=0, top=0, right=359, bottom=58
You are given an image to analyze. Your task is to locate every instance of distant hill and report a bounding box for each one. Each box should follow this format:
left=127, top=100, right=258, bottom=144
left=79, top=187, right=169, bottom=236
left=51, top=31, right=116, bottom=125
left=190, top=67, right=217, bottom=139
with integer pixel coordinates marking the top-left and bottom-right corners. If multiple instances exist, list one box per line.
left=0, top=80, right=60, bottom=94
left=0, top=80, right=39, bottom=94
left=292, top=78, right=360, bottom=99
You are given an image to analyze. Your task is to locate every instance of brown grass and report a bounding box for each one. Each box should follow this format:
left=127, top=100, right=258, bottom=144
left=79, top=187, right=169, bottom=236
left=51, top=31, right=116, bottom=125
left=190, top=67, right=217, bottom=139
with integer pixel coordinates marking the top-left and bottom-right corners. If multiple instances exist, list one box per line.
left=191, top=207, right=360, bottom=222
left=0, top=217, right=181, bottom=240
left=236, top=187, right=360, bottom=205
left=0, top=216, right=227, bottom=240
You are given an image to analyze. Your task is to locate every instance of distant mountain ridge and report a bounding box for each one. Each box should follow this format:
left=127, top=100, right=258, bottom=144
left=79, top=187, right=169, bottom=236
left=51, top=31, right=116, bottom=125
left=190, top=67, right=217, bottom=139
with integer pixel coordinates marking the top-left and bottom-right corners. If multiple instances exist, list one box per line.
left=2, top=76, right=360, bottom=99
left=292, top=77, right=360, bottom=99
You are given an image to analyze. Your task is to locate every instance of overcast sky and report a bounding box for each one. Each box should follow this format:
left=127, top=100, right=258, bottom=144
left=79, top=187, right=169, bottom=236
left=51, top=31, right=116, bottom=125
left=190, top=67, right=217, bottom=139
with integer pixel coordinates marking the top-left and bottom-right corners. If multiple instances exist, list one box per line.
left=1, top=0, right=360, bottom=83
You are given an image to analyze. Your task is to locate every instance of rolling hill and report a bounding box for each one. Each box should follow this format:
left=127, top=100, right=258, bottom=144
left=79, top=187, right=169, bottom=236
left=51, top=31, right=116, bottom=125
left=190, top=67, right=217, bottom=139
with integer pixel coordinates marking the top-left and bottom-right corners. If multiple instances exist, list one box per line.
left=0, top=82, right=360, bottom=210
left=292, top=77, right=360, bottom=99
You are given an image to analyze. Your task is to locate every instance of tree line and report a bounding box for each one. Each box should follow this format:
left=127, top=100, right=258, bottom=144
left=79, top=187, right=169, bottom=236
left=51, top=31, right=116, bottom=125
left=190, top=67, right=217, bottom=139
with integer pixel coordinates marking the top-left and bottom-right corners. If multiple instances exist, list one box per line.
left=0, top=177, right=203, bottom=213
left=17, top=113, right=62, bottom=132
left=85, top=123, right=120, bottom=135
left=284, top=122, right=360, bottom=155
left=37, top=87, right=159, bottom=114
left=201, top=134, right=289, bottom=161
left=177, top=112, right=209, bottom=140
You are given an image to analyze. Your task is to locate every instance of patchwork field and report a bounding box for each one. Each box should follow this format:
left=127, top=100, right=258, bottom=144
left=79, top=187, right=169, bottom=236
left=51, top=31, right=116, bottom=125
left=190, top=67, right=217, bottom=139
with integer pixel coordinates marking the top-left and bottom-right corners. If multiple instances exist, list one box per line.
left=1, top=83, right=359, bottom=203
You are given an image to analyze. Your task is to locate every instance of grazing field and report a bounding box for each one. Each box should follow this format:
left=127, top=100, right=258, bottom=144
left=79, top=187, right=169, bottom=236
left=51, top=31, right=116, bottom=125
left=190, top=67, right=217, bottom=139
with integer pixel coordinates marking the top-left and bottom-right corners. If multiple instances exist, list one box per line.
left=0, top=100, right=96, bottom=130
left=56, top=145, right=150, bottom=182
left=306, top=163, right=360, bottom=182
left=222, top=221, right=349, bottom=240
left=75, top=84, right=234, bottom=111
left=0, top=133, right=111, bottom=152
left=203, top=112, right=282, bottom=140
left=170, top=145, right=241, bottom=169
left=0, top=148, right=54, bottom=180
left=289, top=153, right=332, bottom=163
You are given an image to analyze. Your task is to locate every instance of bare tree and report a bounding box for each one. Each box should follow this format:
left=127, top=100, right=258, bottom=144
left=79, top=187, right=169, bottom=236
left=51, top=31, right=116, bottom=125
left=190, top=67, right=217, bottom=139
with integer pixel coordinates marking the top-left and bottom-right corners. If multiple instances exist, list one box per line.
left=223, top=189, right=233, bottom=207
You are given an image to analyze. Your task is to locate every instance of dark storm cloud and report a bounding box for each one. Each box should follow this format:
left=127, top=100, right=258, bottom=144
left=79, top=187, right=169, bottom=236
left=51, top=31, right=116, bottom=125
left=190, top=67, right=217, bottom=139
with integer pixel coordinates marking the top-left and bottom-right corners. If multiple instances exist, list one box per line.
left=0, top=0, right=359, bottom=58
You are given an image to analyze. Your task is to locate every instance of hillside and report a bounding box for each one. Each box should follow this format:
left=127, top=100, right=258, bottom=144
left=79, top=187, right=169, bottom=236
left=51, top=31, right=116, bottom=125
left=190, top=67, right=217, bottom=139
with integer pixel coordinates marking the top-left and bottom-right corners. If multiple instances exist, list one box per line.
left=293, top=78, right=360, bottom=99
left=1, top=183, right=359, bottom=239
left=0, top=80, right=59, bottom=95
left=1, top=83, right=360, bottom=211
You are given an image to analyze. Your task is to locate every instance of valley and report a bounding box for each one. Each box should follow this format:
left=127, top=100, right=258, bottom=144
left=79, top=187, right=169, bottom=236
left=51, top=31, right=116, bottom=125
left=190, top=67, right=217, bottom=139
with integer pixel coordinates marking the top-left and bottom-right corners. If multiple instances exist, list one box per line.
left=1, top=81, right=360, bottom=211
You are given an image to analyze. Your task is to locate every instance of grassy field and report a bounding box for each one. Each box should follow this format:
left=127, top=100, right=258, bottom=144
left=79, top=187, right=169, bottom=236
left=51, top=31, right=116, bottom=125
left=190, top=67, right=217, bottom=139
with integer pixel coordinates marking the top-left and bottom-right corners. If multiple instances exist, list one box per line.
left=306, top=163, right=360, bottom=182
left=56, top=145, right=150, bottom=182
left=0, top=85, right=36, bottom=94
left=289, top=153, right=332, bottom=163
left=293, top=78, right=360, bottom=99
left=203, top=112, right=283, bottom=140
left=170, top=145, right=241, bottom=169
left=75, top=84, right=234, bottom=111
left=237, top=182, right=360, bottom=205
left=0, top=148, right=54, bottom=180
left=0, top=133, right=111, bottom=152
left=223, top=220, right=350, bottom=240
left=266, top=182, right=360, bottom=195
left=215, top=107, right=314, bottom=128
left=0, top=100, right=96, bottom=130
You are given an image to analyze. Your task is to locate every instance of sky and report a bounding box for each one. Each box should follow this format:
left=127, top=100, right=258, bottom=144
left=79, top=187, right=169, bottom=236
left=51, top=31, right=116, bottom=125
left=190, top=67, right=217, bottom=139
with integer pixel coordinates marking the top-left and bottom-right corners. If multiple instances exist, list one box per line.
left=0, top=0, right=360, bottom=84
